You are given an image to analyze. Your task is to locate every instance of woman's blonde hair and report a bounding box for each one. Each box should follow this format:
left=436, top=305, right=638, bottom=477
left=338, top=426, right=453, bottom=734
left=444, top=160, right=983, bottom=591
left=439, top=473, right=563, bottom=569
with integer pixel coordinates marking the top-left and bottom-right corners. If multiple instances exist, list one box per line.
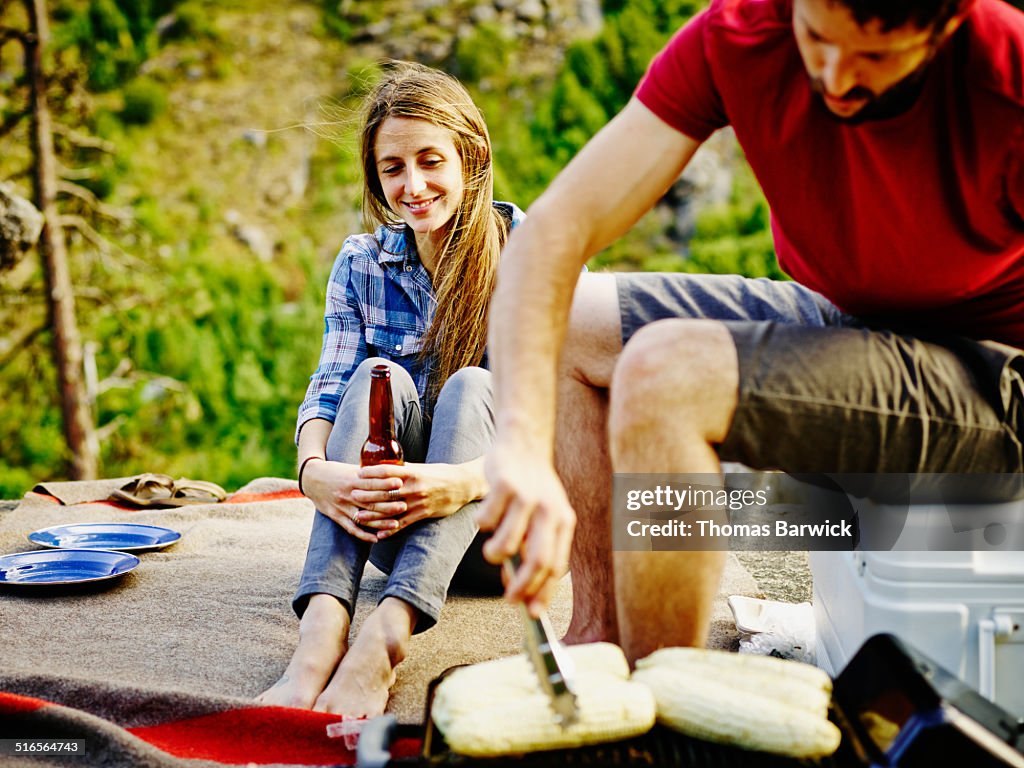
left=360, top=61, right=510, bottom=405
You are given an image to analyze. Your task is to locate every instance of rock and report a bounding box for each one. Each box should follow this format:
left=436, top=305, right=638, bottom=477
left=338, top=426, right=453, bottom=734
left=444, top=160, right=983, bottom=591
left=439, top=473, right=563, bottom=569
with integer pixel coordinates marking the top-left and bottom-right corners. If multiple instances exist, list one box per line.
left=683, top=128, right=737, bottom=205
left=224, top=209, right=275, bottom=262
left=577, top=0, right=603, bottom=34
left=422, top=40, right=452, bottom=61
left=516, top=0, right=546, bottom=22
left=470, top=3, right=499, bottom=24
left=241, top=128, right=267, bottom=148
left=0, top=182, right=44, bottom=272
left=388, top=36, right=419, bottom=61
left=365, top=20, right=393, bottom=39
left=154, top=12, right=178, bottom=39
left=667, top=128, right=737, bottom=241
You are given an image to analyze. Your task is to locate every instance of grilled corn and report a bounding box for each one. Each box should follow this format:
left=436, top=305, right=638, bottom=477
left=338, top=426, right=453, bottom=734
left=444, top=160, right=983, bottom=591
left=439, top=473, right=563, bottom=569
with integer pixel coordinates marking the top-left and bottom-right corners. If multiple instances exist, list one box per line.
left=635, top=647, right=833, bottom=715
left=432, top=642, right=655, bottom=757
left=632, top=648, right=841, bottom=759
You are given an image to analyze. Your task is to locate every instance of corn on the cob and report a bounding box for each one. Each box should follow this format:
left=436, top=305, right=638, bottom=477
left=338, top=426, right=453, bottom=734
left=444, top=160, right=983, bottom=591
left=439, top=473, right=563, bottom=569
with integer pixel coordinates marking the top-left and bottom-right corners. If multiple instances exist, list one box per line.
left=631, top=650, right=841, bottom=759
left=432, top=642, right=655, bottom=757
left=632, top=665, right=840, bottom=758
left=635, top=647, right=832, bottom=716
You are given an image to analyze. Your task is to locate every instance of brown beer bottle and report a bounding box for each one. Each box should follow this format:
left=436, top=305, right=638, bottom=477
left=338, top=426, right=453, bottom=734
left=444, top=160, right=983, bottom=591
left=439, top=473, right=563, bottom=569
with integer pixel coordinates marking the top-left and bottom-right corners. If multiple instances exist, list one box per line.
left=360, top=364, right=404, bottom=466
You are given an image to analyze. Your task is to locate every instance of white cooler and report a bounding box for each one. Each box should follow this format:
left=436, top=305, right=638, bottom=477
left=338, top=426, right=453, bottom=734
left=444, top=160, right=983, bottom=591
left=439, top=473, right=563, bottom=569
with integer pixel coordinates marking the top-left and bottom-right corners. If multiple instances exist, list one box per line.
left=810, top=500, right=1024, bottom=718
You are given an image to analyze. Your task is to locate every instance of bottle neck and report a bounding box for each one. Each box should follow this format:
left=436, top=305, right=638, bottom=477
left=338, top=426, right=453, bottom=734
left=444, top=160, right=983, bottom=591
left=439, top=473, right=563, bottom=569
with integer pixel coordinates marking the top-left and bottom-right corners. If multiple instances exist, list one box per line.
left=368, top=372, right=397, bottom=441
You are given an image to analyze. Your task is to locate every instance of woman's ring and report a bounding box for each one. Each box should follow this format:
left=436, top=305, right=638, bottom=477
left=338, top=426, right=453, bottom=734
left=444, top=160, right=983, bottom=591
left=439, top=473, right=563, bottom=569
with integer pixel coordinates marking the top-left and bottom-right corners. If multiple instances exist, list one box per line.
left=388, top=489, right=400, bottom=502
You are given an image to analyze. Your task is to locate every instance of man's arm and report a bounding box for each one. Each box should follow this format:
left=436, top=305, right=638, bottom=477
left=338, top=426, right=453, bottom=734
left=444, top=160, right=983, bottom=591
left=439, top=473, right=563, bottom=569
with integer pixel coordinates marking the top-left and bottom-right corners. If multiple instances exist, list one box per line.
left=476, top=98, right=702, bottom=614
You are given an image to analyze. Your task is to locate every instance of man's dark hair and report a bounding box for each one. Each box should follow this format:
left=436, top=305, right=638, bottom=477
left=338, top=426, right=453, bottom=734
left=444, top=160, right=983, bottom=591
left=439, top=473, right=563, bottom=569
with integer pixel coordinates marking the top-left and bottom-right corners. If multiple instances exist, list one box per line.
left=834, top=0, right=971, bottom=32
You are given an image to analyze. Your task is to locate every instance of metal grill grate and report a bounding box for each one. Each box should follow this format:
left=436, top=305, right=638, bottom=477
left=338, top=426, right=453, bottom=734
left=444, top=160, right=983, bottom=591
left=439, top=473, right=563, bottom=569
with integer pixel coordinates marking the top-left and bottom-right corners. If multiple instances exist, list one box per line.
left=362, top=667, right=861, bottom=768
left=419, top=719, right=859, bottom=767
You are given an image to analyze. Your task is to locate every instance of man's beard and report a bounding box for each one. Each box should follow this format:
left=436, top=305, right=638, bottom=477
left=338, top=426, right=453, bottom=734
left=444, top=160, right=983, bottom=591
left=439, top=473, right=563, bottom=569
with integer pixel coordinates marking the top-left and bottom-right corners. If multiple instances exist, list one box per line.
left=809, top=47, right=937, bottom=124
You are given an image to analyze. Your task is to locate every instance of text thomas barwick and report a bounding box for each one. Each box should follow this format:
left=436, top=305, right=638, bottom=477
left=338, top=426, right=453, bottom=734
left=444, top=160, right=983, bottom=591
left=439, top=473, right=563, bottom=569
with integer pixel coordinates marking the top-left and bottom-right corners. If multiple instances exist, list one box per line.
left=625, top=519, right=853, bottom=538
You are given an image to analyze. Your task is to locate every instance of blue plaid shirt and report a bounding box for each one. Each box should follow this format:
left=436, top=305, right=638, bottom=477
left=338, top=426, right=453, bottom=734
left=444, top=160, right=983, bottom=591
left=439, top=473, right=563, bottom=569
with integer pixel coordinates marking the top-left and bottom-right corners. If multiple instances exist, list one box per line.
left=297, top=202, right=525, bottom=440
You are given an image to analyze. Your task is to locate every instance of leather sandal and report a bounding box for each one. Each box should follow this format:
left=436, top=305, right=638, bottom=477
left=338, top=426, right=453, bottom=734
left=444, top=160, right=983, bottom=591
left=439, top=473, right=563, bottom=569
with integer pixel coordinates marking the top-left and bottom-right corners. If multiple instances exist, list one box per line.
left=165, top=478, right=227, bottom=506
left=109, top=473, right=176, bottom=508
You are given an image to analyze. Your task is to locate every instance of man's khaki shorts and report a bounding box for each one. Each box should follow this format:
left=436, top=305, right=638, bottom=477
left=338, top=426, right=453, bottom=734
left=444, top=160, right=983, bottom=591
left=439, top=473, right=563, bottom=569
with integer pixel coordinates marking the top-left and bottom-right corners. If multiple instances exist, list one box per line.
left=616, top=272, right=1024, bottom=475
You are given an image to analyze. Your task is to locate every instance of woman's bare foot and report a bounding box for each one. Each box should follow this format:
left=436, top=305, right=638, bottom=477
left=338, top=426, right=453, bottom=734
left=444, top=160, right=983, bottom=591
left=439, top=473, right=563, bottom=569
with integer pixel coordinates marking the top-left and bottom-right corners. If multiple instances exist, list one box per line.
left=313, top=597, right=417, bottom=717
left=257, top=593, right=350, bottom=708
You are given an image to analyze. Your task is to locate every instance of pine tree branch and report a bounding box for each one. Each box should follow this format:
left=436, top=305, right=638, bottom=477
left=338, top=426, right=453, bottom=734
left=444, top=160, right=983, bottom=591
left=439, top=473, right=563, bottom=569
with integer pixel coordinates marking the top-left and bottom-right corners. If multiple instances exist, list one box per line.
left=57, top=180, right=133, bottom=223
left=58, top=214, right=117, bottom=254
left=50, top=123, right=116, bottom=153
left=7, top=164, right=32, bottom=182
left=55, top=161, right=96, bottom=181
left=95, top=414, right=127, bottom=443
left=0, top=107, right=28, bottom=139
left=0, top=319, right=48, bottom=371
left=58, top=215, right=151, bottom=272
left=0, top=288, right=47, bottom=306
left=0, top=27, right=32, bottom=48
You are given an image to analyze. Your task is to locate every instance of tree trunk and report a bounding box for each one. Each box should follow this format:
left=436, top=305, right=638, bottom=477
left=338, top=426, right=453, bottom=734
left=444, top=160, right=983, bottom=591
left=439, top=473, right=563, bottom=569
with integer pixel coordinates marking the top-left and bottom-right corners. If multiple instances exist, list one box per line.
left=25, top=0, right=98, bottom=479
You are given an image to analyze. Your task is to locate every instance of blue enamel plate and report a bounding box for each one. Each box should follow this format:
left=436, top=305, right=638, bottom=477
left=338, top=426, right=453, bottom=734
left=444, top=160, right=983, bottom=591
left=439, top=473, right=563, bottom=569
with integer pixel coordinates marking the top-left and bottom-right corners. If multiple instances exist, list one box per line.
left=0, top=548, right=140, bottom=586
left=27, top=522, right=181, bottom=553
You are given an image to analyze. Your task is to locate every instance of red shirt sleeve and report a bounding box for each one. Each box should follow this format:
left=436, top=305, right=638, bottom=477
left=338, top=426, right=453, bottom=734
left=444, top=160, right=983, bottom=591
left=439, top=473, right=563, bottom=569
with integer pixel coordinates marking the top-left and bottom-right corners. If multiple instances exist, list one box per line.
left=634, top=7, right=728, bottom=143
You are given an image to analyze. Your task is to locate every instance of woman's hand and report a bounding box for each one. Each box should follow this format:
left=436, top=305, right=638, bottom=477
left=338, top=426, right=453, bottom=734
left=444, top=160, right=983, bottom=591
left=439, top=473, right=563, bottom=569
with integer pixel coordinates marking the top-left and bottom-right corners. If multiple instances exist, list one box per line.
left=302, top=459, right=406, bottom=543
left=352, top=459, right=486, bottom=539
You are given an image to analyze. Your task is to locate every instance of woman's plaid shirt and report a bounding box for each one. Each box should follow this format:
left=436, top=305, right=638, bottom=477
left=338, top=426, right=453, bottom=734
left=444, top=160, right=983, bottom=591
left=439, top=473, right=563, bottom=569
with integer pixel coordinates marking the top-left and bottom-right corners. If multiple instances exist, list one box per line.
left=296, top=202, right=523, bottom=441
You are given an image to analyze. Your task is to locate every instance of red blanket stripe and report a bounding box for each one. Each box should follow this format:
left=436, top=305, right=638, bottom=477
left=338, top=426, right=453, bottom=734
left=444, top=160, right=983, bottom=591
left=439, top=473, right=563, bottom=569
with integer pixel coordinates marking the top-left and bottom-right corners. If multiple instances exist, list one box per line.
left=225, top=489, right=303, bottom=504
left=27, top=492, right=60, bottom=504
left=27, top=488, right=303, bottom=508
left=0, top=692, right=49, bottom=714
left=126, top=706, right=352, bottom=764
left=1, top=693, right=422, bottom=766
left=126, top=706, right=422, bottom=765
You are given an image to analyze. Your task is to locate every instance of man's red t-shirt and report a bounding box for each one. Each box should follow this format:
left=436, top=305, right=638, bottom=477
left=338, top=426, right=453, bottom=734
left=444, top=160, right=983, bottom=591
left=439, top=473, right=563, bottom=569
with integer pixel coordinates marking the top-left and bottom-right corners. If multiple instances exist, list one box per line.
left=636, top=0, right=1024, bottom=347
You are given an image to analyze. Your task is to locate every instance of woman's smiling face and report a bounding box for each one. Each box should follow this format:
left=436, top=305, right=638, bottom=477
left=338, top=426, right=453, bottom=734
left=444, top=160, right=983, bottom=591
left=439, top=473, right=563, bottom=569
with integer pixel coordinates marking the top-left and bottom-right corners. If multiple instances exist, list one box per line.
left=375, top=116, right=464, bottom=256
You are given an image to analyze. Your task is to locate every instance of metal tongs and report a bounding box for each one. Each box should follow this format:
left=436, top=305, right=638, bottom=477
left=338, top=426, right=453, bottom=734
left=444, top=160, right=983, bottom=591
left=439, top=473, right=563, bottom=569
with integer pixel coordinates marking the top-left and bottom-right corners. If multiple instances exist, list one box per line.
left=504, top=553, right=579, bottom=727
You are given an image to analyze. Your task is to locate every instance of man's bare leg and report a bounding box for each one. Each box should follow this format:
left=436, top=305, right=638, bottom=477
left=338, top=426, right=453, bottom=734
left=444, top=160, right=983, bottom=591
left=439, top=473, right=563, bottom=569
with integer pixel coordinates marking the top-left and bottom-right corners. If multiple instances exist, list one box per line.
left=556, top=273, right=623, bottom=644
left=312, top=596, right=417, bottom=717
left=609, top=319, right=738, bottom=662
left=257, top=593, right=350, bottom=708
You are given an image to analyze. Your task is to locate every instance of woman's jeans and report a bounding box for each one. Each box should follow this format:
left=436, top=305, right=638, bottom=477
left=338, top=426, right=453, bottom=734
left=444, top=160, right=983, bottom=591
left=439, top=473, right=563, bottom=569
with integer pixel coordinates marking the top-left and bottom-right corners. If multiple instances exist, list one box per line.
left=293, top=358, right=501, bottom=632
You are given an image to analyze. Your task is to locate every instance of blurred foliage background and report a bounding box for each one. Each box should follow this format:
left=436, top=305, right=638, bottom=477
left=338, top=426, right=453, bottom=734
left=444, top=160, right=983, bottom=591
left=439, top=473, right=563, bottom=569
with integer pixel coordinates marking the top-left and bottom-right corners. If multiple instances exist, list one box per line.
left=0, top=0, right=790, bottom=496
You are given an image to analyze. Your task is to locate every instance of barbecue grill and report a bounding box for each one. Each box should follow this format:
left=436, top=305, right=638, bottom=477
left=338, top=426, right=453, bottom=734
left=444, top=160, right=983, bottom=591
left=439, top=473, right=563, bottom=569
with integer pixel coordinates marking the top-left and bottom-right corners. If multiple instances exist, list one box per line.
left=355, top=635, right=1024, bottom=768
left=357, top=667, right=857, bottom=768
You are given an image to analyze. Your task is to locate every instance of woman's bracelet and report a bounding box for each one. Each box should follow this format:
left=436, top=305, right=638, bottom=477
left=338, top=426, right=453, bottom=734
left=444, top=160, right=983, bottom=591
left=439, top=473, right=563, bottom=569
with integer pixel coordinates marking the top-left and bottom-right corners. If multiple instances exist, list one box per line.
left=298, top=455, right=325, bottom=496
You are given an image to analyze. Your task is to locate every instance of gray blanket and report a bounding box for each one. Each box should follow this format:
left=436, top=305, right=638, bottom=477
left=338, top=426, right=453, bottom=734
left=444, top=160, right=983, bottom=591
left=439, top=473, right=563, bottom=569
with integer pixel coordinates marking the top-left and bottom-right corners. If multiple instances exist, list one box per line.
left=0, top=477, right=758, bottom=766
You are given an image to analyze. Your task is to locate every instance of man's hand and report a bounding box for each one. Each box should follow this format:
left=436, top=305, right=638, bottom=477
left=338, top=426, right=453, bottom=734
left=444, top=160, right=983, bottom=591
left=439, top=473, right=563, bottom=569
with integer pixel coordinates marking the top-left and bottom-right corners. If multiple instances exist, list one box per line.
left=475, top=445, right=576, bottom=617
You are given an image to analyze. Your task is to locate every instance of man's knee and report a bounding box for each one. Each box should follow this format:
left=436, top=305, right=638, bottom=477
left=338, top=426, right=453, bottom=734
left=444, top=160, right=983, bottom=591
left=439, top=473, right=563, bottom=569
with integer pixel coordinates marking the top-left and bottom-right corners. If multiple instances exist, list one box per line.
left=560, top=272, right=623, bottom=388
left=610, top=319, right=738, bottom=435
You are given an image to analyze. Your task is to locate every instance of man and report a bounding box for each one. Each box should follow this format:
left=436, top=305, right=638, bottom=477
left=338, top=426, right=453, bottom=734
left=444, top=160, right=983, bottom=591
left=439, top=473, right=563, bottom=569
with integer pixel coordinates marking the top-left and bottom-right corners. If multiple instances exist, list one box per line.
left=475, top=0, right=1024, bottom=661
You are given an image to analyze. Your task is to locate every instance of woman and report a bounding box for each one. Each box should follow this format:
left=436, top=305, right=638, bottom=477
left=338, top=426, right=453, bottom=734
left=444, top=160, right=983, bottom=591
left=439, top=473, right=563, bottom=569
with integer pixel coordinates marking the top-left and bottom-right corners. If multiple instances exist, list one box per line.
left=257, top=62, right=522, bottom=719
